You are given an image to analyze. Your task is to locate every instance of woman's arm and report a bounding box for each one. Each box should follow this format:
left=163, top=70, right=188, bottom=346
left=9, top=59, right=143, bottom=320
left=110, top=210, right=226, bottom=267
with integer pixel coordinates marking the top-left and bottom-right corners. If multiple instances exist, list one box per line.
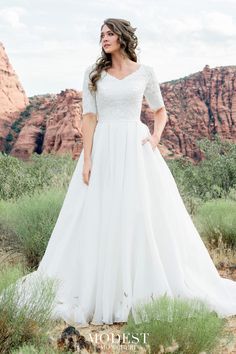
left=81, top=65, right=98, bottom=185
left=82, top=113, right=97, bottom=162
left=81, top=113, right=97, bottom=185
left=152, top=106, right=168, bottom=143
left=142, top=66, right=168, bottom=150
left=141, top=107, right=168, bottom=149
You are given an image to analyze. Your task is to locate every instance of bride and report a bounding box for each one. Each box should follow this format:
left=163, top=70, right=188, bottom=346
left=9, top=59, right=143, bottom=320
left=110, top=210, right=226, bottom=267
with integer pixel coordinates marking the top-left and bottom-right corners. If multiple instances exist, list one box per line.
left=5, top=17, right=236, bottom=326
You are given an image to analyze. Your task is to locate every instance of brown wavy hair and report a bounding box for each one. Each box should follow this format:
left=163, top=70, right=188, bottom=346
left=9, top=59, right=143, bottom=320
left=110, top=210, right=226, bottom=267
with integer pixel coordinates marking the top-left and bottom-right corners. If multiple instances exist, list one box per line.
left=88, top=18, right=139, bottom=93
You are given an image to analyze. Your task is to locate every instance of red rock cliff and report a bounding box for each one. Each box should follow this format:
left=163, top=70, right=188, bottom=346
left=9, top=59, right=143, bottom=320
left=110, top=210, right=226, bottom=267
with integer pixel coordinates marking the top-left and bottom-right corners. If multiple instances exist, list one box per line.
left=0, top=42, right=29, bottom=151
left=0, top=42, right=235, bottom=162
left=142, top=64, right=236, bottom=161
left=10, top=90, right=83, bottom=160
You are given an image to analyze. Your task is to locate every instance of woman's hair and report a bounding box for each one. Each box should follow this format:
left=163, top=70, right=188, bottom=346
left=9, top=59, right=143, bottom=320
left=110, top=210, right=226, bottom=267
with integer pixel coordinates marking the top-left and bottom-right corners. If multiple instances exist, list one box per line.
left=88, top=18, right=139, bottom=92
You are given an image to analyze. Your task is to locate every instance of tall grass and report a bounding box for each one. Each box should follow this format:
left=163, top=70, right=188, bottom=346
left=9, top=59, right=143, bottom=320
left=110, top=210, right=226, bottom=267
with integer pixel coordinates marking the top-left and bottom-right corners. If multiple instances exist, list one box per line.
left=0, top=188, right=65, bottom=268
left=123, top=294, right=227, bottom=354
left=0, top=264, right=58, bottom=354
left=194, top=199, right=236, bottom=249
left=11, top=344, right=65, bottom=354
left=1, top=135, right=236, bottom=205
left=11, top=344, right=72, bottom=354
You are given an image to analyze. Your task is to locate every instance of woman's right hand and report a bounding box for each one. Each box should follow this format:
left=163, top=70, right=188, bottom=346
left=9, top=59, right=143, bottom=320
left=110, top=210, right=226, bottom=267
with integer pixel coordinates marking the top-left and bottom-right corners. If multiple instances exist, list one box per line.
left=82, top=158, right=92, bottom=185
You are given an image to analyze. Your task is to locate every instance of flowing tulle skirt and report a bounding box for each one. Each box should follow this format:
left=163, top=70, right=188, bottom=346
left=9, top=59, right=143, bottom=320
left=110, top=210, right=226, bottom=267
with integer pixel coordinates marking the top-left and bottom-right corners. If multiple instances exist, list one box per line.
left=5, top=119, right=236, bottom=326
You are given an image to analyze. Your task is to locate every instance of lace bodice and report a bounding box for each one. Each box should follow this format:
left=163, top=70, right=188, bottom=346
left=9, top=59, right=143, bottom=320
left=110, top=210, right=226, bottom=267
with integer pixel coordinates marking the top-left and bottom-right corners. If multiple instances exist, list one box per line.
left=82, top=63, right=165, bottom=123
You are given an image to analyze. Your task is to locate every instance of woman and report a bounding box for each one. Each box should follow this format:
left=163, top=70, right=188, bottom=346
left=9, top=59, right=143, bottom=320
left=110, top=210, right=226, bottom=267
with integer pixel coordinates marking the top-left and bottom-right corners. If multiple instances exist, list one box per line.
left=8, top=18, right=236, bottom=327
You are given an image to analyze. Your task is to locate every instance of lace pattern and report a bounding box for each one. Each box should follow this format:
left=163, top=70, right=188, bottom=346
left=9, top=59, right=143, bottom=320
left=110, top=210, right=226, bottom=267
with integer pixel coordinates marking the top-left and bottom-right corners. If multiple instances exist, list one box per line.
left=82, top=64, right=165, bottom=118
left=144, top=66, right=165, bottom=111
left=82, top=66, right=97, bottom=115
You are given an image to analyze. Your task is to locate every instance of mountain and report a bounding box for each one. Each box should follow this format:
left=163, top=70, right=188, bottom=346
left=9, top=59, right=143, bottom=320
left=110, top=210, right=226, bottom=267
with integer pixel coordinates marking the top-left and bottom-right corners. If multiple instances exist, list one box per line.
left=152, top=64, right=236, bottom=160
left=0, top=41, right=235, bottom=161
left=0, top=42, right=29, bottom=151
left=9, top=90, right=83, bottom=160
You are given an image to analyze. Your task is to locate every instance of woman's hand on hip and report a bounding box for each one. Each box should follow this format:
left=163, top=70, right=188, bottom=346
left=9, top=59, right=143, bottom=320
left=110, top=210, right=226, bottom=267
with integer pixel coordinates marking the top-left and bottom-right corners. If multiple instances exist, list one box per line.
left=141, top=134, right=160, bottom=151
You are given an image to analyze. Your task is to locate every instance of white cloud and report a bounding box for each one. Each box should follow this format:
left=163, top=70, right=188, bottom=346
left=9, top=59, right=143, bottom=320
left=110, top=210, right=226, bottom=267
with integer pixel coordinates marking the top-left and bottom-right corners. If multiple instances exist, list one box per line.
left=203, top=11, right=236, bottom=36
left=0, top=6, right=27, bottom=29
left=1, top=0, right=236, bottom=95
left=209, top=0, right=236, bottom=3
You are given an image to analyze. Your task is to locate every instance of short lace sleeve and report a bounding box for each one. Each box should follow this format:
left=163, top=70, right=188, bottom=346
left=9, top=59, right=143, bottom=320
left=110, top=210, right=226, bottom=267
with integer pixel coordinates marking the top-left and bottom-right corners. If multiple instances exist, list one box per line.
left=144, top=66, right=165, bottom=111
left=82, top=65, right=97, bottom=115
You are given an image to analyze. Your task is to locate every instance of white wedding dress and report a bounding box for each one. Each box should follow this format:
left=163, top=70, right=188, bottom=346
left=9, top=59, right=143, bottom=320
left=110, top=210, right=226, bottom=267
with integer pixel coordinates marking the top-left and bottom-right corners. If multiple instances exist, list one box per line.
left=4, top=63, right=236, bottom=326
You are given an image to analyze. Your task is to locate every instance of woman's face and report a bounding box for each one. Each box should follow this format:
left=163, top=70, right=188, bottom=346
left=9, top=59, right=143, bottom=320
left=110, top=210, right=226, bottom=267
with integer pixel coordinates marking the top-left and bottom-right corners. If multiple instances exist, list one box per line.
left=100, top=24, right=120, bottom=54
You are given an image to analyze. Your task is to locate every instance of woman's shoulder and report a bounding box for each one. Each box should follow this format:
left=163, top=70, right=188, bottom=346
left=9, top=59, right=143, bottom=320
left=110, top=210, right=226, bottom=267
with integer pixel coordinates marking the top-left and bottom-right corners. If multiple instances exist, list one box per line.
left=84, top=64, right=94, bottom=73
left=141, top=64, right=160, bottom=83
left=83, top=64, right=97, bottom=78
left=141, top=64, right=155, bottom=75
left=141, top=63, right=151, bottom=69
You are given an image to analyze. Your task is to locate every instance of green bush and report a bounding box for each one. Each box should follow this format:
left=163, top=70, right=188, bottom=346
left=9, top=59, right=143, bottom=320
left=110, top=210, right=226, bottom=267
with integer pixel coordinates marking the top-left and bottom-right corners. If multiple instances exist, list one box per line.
left=0, top=188, right=65, bottom=268
left=11, top=344, right=64, bottom=354
left=5, top=133, right=13, bottom=142
left=167, top=135, right=236, bottom=201
left=0, top=264, right=58, bottom=354
left=227, top=187, right=236, bottom=201
left=0, top=152, right=76, bottom=201
left=11, top=121, right=21, bottom=134
left=123, top=294, right=227, bottom=354
left=194, top=199, right=236, bottom=249
left=0, top=263, right=28, bottom=294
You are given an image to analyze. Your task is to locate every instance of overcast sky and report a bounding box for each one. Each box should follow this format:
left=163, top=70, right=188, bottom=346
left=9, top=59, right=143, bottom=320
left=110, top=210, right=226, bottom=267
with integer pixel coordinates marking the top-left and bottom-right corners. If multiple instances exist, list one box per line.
left=0, top=0, right=236, bottom=97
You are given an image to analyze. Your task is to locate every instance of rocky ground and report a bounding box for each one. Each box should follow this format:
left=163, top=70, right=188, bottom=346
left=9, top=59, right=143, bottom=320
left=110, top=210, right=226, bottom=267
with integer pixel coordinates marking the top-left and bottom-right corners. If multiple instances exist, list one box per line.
left=44, top=315, right=236, bottom=354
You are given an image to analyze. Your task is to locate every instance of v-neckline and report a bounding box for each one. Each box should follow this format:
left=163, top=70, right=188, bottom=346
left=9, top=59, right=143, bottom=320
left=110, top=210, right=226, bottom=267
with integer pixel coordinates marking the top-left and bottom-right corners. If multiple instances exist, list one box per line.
left=104, top=64, right=142, bottom=81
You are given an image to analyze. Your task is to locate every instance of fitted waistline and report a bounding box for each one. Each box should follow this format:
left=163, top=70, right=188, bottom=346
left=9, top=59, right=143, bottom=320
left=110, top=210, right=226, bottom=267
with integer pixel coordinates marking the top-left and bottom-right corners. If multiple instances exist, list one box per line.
left=97, top=118, right=140, bottom=124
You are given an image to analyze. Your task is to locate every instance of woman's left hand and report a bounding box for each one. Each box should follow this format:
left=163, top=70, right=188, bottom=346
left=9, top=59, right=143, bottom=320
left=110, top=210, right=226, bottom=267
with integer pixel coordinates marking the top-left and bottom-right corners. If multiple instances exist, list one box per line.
left=141, top=134, right=160, bottom=151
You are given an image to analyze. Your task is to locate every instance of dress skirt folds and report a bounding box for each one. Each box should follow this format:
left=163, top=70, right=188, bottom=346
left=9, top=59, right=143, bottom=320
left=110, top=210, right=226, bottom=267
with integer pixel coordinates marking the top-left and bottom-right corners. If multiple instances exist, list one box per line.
left=3, top=63, right=236, bottom=326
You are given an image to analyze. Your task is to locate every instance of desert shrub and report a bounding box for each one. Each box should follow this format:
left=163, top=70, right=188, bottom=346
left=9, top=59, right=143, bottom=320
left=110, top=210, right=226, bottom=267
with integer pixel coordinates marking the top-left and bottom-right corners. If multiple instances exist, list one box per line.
left=167, top=135, right=236, bottom=201
left=0, top=188, right=65, bottom=269
left=11, top=344, right=64, bottom=354
left=0, top=264, right=58, bottom=354
left=0, top=152, right=76, bottom=201
left=123, top=294, right=226, bottom=354
left=194, top=199, right=236, bottom=249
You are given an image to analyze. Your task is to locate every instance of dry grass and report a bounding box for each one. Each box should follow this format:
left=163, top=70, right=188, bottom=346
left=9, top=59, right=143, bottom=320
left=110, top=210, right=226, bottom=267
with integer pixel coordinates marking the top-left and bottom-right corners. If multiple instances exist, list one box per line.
left=206, top=236, right=236, bottom=281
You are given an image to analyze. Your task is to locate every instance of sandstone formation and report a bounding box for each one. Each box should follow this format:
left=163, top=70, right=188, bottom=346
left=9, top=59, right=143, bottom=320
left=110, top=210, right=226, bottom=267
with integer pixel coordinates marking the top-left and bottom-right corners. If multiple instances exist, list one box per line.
left=0, top=40, right=235, bottom=162
left=10, top=90, right=83, bottom=160
left=142, top=64, right=236, bottom=161
left=0, top=42, right=29, bottom=151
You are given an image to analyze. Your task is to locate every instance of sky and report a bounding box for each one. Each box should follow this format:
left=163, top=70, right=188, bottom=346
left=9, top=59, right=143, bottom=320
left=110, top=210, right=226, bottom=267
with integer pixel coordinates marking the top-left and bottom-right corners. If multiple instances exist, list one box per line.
left=0, top=0, right=236, bottom=97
